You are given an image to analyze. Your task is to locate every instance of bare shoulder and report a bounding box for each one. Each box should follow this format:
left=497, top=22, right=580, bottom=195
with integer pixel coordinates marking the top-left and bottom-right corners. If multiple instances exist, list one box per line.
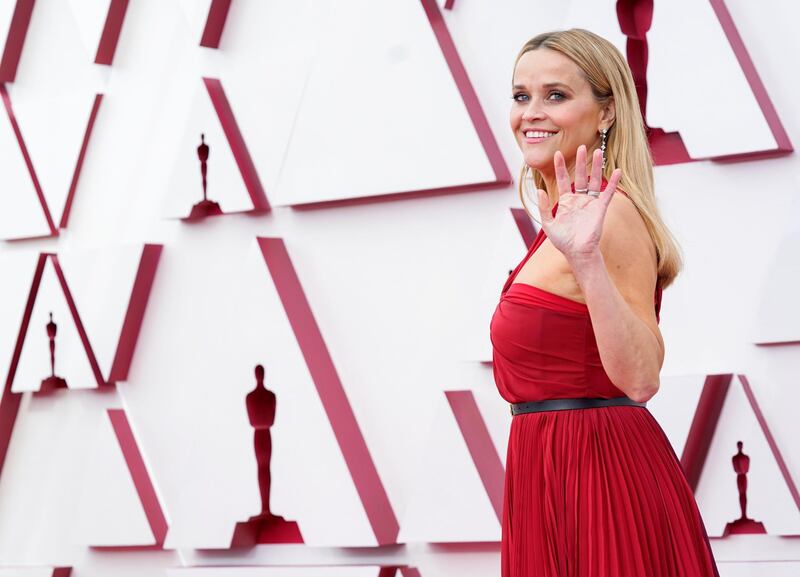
left=599, top=190, right=656, bottom=267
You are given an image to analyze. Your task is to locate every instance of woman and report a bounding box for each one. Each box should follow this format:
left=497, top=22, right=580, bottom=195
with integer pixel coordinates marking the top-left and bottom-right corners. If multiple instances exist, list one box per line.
left=489, top=29, right=720, bottom=576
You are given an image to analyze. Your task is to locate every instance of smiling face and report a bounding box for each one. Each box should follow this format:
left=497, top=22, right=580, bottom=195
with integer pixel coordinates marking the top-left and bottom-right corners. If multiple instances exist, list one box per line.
left=511, top=48, right=613, bottom=178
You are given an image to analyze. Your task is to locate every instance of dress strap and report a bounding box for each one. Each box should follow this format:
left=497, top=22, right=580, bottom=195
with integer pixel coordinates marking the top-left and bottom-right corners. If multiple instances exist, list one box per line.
left=502, top=227, right=546, bottom=294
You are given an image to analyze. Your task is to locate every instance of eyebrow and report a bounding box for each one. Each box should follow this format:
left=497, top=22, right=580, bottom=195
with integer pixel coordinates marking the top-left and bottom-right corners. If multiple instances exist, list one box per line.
left=512, top=82, right=571, bottom=90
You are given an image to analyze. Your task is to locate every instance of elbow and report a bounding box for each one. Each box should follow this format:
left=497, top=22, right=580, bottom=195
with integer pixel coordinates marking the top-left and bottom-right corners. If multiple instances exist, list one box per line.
left=628, top=379, right=659, bottom=404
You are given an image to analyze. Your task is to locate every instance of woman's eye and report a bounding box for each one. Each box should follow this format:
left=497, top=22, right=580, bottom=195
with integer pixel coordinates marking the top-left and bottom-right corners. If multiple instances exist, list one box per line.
left=511, top=92, right=565, bottom=102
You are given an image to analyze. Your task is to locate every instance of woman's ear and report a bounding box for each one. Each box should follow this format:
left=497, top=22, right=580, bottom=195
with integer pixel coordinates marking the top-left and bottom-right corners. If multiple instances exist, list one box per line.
left=602, top=98, right=616, bottom=129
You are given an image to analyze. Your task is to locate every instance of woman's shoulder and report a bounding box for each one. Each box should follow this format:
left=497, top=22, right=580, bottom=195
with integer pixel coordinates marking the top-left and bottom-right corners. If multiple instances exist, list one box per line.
left=600, top=176, right=630, bottom=199
left=607, top=186, right=637, bottom=213
left=602, top=188, right=653, bottom=256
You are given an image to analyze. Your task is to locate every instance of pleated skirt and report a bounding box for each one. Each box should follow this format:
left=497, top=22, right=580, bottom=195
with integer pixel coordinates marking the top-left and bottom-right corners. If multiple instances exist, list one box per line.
left=500, top=405, right=720, bottom=577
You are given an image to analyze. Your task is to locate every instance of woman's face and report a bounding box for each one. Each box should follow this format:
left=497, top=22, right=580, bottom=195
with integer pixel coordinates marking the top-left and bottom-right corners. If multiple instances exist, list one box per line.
left=510, top=48, right=612, bottom=175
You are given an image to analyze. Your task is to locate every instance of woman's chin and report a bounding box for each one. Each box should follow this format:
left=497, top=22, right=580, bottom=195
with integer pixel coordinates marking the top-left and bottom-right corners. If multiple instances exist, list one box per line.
left=522, top=156, right=551, bottom=173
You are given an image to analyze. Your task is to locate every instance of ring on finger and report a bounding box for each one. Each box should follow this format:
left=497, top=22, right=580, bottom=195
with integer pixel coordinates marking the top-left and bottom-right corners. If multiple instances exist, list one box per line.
left=587, top=190, right=600, bottom=197
left=575, top=187, right=589, bottom=194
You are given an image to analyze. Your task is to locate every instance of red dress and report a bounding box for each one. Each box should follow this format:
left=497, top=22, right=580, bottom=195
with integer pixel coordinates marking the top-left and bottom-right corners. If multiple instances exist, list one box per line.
left=489, top=188, right=720, bottom=576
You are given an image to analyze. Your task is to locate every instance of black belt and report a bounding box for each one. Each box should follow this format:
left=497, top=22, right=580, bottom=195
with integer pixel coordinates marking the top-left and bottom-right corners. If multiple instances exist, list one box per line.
left=510, top=396, right=646, bottom=416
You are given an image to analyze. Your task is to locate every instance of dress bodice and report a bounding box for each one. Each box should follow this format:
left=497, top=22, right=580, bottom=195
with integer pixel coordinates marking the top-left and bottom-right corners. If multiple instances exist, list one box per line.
left=489, top=185, right=663, bottom=403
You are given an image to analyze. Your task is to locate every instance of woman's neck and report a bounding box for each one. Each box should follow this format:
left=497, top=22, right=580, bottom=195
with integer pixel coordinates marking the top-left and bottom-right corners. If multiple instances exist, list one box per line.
left=539, top=170, right=563, bottom=205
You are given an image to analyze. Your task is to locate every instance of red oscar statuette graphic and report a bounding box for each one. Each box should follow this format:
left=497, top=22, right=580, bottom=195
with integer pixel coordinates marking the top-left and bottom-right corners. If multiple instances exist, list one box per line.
left=231, top=364, right=303, bottom=547
left=187, top=133, right=223, bottom=220
left=39, top=312, right=68, bottom=394
left=723, top=440, right=767, bottom=536
left=616, top=0, right=690, bottom=164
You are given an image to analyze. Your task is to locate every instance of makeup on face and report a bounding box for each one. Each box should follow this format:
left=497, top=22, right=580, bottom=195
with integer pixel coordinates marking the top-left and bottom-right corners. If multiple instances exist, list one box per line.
left=510, top=49, right=606, bottom=174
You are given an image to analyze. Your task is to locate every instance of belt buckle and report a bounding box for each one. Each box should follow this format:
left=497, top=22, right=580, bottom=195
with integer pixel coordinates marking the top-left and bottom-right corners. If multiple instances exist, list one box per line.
left=509, top=403, right=513, bottom=416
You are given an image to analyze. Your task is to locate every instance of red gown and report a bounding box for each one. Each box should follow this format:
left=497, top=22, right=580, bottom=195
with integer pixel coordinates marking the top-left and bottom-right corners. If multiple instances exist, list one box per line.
left=489, top=187, right=720, bottom=577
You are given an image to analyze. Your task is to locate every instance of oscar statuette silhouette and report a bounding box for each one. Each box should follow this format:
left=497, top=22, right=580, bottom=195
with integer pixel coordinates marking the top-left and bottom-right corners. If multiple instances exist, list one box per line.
left=723, top=441, right=766, bottom=536
left=187, top=133, right=223, bottom=220
left=231, top=364, right=302, bottom=547
left=38, top=312, right=68, bottom=394
left=616, top=0, right=689, bottom=163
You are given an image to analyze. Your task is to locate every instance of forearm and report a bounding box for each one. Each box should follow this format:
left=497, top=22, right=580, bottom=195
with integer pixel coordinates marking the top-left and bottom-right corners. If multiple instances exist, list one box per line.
left=569, top=251, right=661, bottom=402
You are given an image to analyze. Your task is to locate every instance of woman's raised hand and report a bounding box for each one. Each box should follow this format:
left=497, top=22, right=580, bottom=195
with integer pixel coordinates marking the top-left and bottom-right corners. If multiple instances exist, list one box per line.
left=536, top=144, right=622, bottom=263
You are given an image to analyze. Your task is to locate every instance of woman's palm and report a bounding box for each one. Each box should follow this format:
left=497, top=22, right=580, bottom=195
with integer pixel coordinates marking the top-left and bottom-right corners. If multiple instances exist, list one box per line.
left=537, top=145, right=622, bottom=262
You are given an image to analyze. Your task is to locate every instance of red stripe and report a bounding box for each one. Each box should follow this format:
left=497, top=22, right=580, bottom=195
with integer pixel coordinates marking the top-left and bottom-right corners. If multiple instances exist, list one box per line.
left=708, top=0, right=792, bottom=155
left=419, top=0, right=510, bottom=184
left=60, top=94, right=103, bottom=228
left=107, top=409, right=168, bottom=545
left=0, top=84, right=57, bottom=237
left=445, top=390, right=504, bottom=522
left=108, top=245, right=162, bottom=382
left=680, top=374, right=732, bottom=490
left=95, top=0, right=130, bottom=66
left=510, top=207, right=538, bottom=248
left=200, top=0, right=232, bottom=48
left=203, top=77, right=270, bottom=211
left=257, top=237, right=398, bottom=544
left=0, top=0, right=35, bottom=82
left=50, top=256, right=106, bottom=388
left=0, top=254, right=46, bottom=476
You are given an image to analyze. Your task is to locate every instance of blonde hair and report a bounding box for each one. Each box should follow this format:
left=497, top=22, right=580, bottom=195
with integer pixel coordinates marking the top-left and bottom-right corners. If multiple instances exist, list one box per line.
left=513, top=28, right=682, bottom=289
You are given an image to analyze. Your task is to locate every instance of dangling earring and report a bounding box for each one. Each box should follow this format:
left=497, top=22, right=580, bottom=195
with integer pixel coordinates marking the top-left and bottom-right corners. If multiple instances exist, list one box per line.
left=600, top=128, right=608, bottom=169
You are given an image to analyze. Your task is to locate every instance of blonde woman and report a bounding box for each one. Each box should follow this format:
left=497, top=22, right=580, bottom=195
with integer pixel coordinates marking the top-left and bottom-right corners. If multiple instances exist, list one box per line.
left=490, top=29, right=720, bottom=576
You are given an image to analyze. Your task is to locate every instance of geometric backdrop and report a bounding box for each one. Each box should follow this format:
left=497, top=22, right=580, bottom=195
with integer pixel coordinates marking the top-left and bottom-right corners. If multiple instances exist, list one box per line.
left=0, top=0, right=798, bottom=576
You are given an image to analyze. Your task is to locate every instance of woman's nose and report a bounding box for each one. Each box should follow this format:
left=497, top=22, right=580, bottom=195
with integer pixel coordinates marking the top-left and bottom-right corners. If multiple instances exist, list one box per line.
left=522, top=103, right=545, bottom=122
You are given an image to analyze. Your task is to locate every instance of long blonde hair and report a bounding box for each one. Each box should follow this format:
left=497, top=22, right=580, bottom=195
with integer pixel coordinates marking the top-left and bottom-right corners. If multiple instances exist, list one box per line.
left=514, top=28, right=682, bottom=289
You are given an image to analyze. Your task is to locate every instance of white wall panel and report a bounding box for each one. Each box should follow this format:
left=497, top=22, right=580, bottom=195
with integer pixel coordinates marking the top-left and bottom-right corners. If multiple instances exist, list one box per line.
left=272, top=0, right=495, bottom=205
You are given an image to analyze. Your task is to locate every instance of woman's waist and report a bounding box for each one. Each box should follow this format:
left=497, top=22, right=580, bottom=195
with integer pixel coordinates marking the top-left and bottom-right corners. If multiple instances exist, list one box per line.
left=508, top=395, right=645, bottom=416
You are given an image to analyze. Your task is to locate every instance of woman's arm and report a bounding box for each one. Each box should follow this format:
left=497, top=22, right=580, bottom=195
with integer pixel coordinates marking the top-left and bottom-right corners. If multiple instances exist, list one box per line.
left=568, top=193, right=664, bottom=403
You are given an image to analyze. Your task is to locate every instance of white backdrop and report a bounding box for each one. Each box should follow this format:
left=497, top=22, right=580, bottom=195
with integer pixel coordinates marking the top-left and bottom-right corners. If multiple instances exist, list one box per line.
left=0, top=0, right=798, bottom=575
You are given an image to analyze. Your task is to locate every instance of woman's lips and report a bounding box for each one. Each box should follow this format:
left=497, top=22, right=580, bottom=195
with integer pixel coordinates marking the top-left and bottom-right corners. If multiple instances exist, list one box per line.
left=522, top=131, right=558, bottom=144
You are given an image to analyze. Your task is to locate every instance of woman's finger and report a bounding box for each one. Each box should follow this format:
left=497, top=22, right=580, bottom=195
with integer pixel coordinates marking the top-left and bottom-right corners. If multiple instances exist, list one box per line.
left=574, top=145, right=588, bottom=192
left=599, top=168, right=622, bottom=210
left=588, top=148, right=603, bottom=192
left=553, top=151, right=572, bottom=197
